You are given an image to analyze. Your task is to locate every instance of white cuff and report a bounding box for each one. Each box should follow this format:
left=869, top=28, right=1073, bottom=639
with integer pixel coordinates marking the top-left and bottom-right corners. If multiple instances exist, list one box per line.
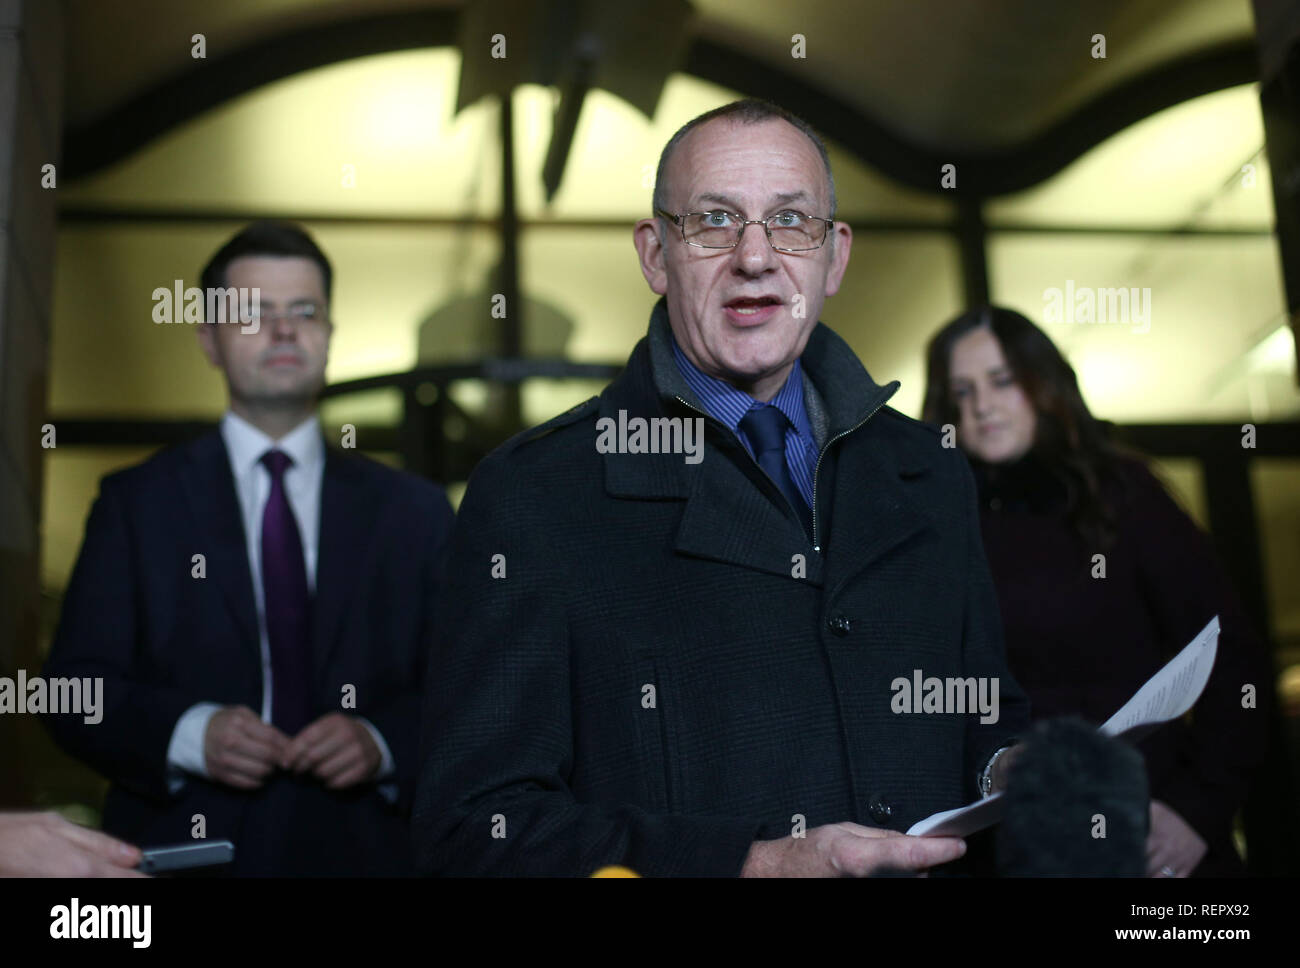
left=356, top=716, right=396, bottom=781
left=166, top=702, right=223, bottom=786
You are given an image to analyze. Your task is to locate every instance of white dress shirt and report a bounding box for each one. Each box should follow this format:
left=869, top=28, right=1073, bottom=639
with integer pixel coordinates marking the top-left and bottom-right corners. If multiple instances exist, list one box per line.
left=166, top=411, right=395, bottom=789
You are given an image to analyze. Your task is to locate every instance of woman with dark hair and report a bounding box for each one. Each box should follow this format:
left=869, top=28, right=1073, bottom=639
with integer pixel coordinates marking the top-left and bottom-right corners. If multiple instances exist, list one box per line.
left=923, top=305, right=1272, bottom=877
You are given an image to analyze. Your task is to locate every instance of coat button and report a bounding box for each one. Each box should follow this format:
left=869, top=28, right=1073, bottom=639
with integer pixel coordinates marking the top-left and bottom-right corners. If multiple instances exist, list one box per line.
left=868, top=795, right=893, bottom=825
left=826, top=614, right=851, bottom=636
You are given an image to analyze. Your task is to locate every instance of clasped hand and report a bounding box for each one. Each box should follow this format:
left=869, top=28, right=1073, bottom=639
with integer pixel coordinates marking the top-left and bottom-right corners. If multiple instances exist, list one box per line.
left=203, top=707, right=381, bottom=791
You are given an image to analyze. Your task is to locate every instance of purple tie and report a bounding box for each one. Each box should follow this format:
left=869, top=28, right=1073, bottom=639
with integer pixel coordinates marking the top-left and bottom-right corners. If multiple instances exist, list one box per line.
left=260, top=449, right=311, bottom=735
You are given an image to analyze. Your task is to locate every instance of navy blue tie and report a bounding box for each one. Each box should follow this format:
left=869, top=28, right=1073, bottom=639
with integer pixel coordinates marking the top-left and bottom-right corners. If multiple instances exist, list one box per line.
left=739, top=406, right=813, bottom=540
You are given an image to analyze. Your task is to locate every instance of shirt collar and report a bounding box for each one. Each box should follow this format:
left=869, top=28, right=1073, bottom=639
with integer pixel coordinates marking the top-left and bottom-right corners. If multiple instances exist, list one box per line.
left=220, top=410, right=324, bottom=480
left=669, top=328, right=815, bottom=443
left=645, top=297, right=898, bottom=441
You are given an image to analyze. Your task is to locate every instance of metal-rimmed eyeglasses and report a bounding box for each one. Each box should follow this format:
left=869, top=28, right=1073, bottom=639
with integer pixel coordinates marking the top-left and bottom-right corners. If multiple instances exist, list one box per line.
left=655, top=208, right=834, bottom=252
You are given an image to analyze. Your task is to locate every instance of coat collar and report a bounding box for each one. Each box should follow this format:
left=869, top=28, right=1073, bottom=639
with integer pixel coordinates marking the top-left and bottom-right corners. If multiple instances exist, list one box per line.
left=599, top=298, right=932, bottom=582
left=640, top=296, right=899, bottom=440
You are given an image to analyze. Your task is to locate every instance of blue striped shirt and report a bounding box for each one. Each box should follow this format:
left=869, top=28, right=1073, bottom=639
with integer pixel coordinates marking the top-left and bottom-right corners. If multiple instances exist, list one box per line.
left=670, top=334, right=819, bottom=509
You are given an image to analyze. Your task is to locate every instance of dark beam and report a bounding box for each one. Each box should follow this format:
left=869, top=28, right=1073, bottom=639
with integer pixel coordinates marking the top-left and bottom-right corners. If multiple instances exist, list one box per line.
left=1202, top=446, right=1272, bottom=635
left=61, top=10, right=1257, bottom=199
left=1112, top=421, right=1300, bottom=643
left=52, top=417, right=1300, bottom=455
left=956, top=198, right=989, bottom=306
left=497, top=94, right=523, bottom=431
left=48, top=418, right=219, bottom=446
left=317, top=358, right=622, bottom=397
left=1116, top=422, right=1300, bottom=457
left=685, top=38, right=1258, bottom=197
left=43, top=415, right=1300, bottom=625
left=57, top=206, right=1276, bottom=238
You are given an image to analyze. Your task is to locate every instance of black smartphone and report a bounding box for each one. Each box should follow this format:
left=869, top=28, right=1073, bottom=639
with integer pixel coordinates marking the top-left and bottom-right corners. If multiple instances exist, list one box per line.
left=137, top=840, right=235, bottom=873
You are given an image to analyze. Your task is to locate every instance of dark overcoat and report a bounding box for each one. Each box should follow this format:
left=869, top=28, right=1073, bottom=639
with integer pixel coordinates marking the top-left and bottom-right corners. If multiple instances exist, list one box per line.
left=414, top=299, right=1028, bottom=876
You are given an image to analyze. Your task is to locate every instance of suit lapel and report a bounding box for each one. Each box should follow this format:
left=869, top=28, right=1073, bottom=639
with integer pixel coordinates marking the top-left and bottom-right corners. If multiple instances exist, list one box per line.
left=313, top=448, right=381, bottom=678
left=177, top=432, right=261, bottom=666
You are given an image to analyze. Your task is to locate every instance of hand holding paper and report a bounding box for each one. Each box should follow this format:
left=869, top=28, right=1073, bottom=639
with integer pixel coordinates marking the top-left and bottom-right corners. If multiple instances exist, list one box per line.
left=907, top=616, right=1220, bottom=838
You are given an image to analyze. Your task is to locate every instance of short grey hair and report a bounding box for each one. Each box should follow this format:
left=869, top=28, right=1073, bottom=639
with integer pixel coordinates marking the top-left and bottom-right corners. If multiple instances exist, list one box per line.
left=652, top=99, right=837, bottom=223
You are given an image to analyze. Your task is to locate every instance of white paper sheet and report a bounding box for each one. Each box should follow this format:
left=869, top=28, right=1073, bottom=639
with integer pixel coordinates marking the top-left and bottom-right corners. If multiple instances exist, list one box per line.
left=905, top=615, right=1220, bottom=838
left=906, top=790, right=1004, bottom=838
left=1098, top=615, right=1219, bottom=739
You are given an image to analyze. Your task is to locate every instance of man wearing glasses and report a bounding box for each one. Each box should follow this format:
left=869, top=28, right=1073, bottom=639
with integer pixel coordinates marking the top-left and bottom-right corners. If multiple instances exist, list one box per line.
left=414, top=100, right=1027, bottom=876
left=44, top=222, right=454, bottom=874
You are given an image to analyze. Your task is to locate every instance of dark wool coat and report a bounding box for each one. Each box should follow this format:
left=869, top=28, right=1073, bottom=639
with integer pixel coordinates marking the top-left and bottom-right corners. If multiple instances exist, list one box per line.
left=414, top=299, right=1029, bottom=876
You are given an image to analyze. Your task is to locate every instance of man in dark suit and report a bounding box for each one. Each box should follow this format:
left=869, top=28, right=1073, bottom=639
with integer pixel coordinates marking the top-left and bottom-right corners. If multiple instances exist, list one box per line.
left=43, top=221, right=454, bottom=875
left=413, top=100, right=1029, bottom=877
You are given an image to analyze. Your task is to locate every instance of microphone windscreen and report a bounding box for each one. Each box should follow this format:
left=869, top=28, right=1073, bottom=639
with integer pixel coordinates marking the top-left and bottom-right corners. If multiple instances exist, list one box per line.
left=996, top=716, right=1149, bottom=877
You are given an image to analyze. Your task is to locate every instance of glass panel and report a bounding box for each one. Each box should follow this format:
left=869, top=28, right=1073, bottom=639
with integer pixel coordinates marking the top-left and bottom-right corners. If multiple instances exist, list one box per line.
left=61, top=50, right=491, bottom=218
left=42, top=447, right=159, bottom=592
left=519, top=226, right=656, bottom=362
left=520, top=378, right=609, bottom=427
left=1148, top=457, right=1208, bottom=532
left=51, top=222, right=501, bottom=416
left=318, top=387, right=402, bottom=434
left=988, top=232, right=1298, bottom=422
left=832, top=233, right=966, bottom=420
left=987, top=85, right=1272, bottom=230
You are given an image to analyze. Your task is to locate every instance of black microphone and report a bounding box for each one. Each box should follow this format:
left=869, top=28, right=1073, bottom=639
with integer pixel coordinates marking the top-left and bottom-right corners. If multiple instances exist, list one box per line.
left=996, top=717, right=1149, bottom=876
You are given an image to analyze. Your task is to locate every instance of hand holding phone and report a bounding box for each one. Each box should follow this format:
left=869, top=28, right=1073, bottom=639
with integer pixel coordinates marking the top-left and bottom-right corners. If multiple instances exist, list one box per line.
left=137, top=840, right=235, bottom=873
